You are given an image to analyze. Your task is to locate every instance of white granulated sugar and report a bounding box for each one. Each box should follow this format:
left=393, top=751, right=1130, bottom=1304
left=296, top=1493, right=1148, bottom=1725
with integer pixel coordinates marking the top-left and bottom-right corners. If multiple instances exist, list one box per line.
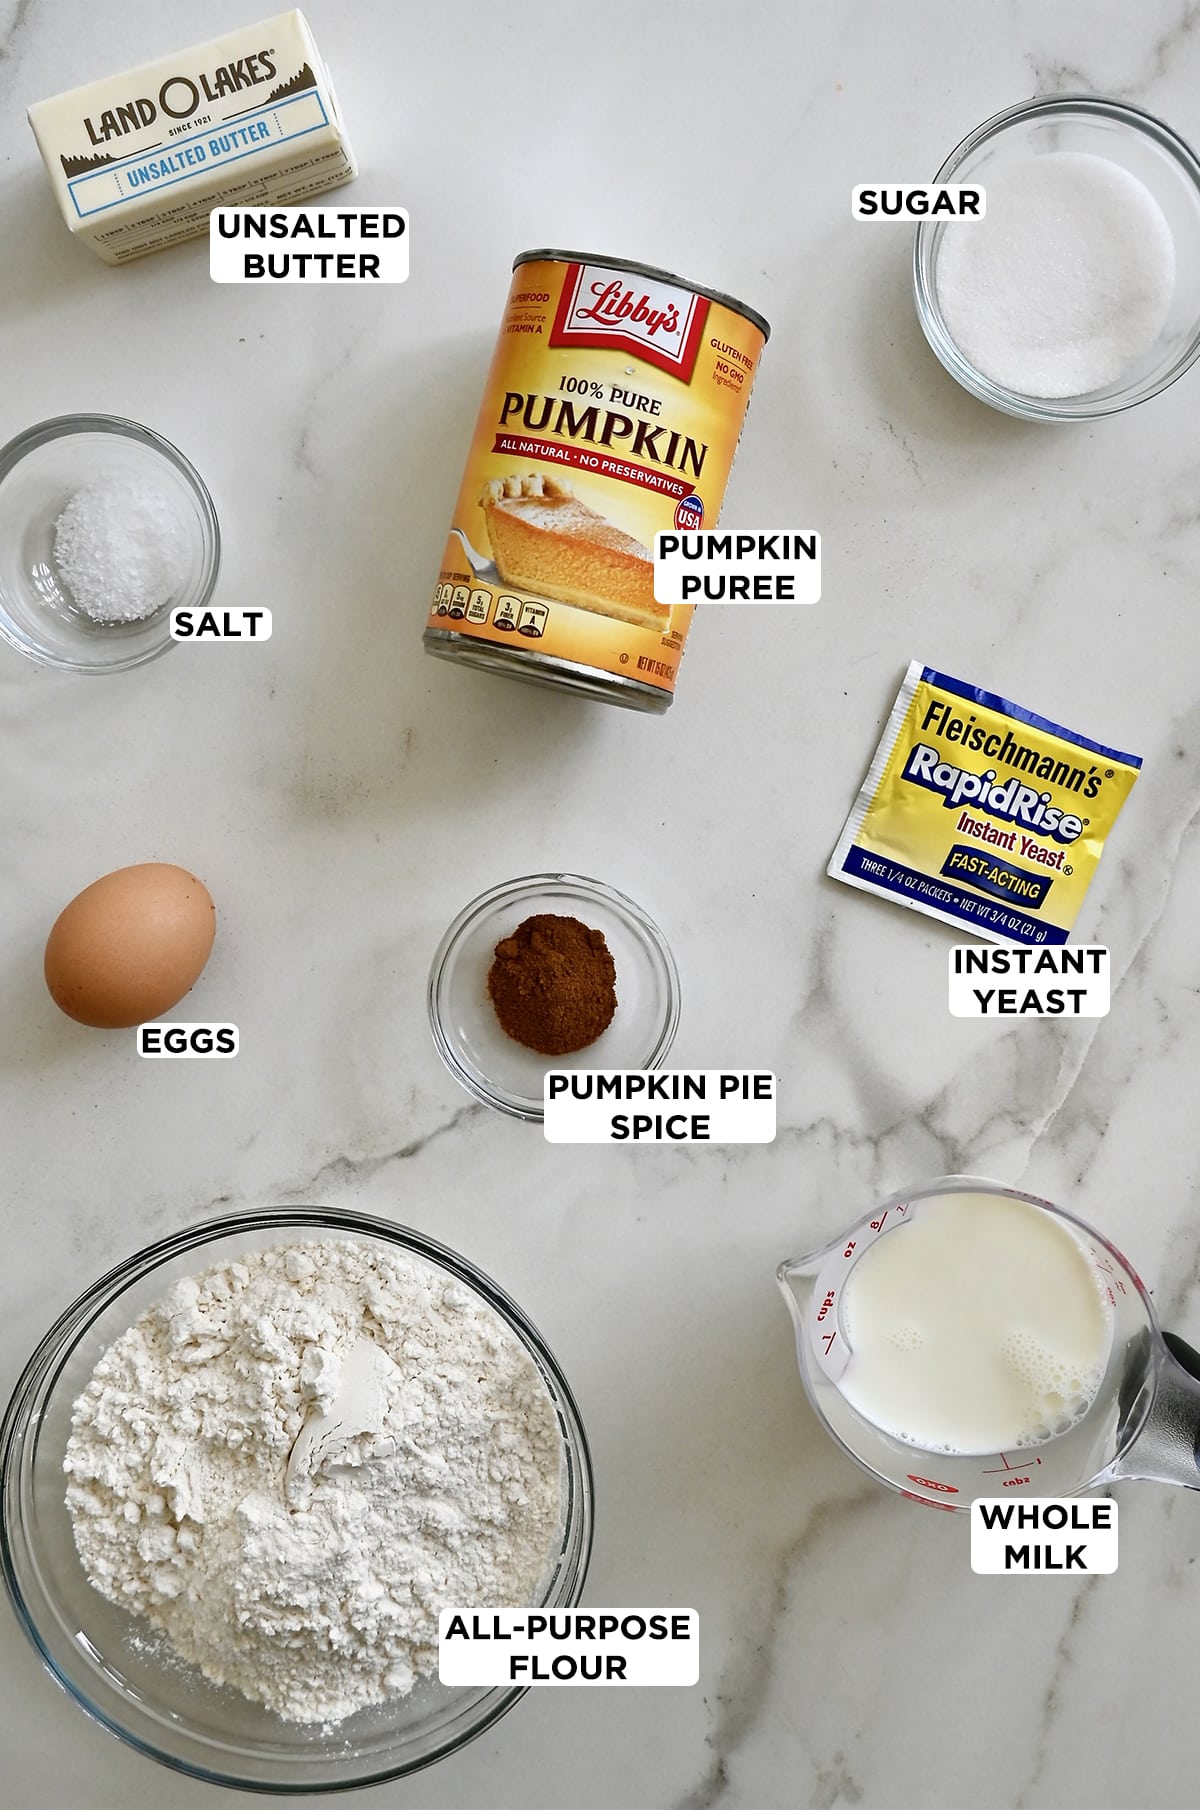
left=63, top=1240, right=564, bottom=1725
left=53, top=475, right=191, bottom=622
left=935, top=151, right=1176, bottom=398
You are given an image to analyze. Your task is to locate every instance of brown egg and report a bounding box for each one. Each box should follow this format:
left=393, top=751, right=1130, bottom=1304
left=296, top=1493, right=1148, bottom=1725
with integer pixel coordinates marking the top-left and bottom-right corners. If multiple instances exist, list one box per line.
left=44, top=863, right=217, bottom=1028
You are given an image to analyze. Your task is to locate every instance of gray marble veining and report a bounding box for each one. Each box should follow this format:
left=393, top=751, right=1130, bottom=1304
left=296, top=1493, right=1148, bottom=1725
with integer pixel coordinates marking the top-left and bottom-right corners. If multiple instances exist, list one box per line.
left=2, top=4, right=1200, bottom=1808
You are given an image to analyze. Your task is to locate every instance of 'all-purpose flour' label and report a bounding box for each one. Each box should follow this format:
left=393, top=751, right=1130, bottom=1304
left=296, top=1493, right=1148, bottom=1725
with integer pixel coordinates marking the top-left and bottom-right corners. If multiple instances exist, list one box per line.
left=28, top=10, right=356, bottom=264
left=440, top=1608, right=699, bottom=1686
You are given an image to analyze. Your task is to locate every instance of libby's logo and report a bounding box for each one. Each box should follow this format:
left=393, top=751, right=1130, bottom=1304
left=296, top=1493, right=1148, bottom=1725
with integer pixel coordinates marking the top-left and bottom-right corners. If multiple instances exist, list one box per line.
left=577, top=280, right=680, bottom=338
left=550, top=263, right=709, bottom=381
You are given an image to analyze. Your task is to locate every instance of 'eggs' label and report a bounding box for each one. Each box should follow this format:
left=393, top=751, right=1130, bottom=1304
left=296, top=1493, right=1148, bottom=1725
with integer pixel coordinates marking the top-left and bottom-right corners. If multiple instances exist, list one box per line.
left=138, top=1023, right=238, bottom=1057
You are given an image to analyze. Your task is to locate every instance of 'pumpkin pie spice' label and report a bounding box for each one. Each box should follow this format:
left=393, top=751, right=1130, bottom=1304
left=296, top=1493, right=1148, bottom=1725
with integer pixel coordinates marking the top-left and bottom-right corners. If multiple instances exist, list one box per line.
left=424, top=251, right=768, bottom=710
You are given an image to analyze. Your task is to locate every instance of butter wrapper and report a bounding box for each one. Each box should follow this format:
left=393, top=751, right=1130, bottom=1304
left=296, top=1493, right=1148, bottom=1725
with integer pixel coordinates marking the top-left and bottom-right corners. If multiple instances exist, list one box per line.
left=828, top=660, right=1141, bottom=946
left=28, top=9, right=355, bottom=265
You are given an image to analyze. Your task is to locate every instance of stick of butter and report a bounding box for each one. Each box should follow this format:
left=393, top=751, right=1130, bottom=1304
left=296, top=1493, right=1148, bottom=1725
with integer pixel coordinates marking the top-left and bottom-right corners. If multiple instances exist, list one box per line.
left=28, top=9, right=356, bottom=264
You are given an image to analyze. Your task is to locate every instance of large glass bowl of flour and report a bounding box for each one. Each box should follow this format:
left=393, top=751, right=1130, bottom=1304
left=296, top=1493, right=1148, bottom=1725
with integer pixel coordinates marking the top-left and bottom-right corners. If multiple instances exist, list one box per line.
left=914, top=95, right=1200, bottom=420
left=0, top=1207, right=593, bottom=1791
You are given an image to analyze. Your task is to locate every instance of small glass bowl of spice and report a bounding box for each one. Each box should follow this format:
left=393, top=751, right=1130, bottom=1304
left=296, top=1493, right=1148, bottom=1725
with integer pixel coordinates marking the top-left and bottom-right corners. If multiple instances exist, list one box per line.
left=429, top=873, right=680, bottom=1121
left=0, top=414, right=219, bottom=672
left=914, top=95, right=1200, bottom=420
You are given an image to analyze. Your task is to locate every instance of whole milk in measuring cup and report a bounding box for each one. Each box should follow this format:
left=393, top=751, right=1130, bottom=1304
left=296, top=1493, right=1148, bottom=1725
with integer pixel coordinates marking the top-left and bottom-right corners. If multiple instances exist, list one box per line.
left=423, top=250, right=769, bottom=713
left=826, top=1190, right=1112, bottom=1454
left=781, top=1179, right=1200, bottom=1508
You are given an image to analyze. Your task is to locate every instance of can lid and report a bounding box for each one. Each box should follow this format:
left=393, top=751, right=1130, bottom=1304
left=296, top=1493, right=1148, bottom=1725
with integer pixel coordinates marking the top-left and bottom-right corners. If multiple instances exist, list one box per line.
left=513, top=248, right=770, bottom=342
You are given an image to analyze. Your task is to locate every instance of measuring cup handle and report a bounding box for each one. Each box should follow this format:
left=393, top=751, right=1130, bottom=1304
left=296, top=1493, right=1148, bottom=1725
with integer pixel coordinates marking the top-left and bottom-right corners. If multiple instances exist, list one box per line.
left=1112, top=1332, right=1200, bottom=1489
left=1163, top=1332, right=1200, bottom=1386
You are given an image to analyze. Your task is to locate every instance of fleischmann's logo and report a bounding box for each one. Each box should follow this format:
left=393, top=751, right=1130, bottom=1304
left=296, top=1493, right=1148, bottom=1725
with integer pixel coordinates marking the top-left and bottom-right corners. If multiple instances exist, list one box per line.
left=918, top=695, right=1104, bottom=798
left=550, top=264, right=710, bottom=381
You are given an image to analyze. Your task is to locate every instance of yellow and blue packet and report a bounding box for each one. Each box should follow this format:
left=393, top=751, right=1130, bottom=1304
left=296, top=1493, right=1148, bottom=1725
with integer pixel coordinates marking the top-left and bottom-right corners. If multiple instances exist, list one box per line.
left=829, top=661, right=1142, bottom=946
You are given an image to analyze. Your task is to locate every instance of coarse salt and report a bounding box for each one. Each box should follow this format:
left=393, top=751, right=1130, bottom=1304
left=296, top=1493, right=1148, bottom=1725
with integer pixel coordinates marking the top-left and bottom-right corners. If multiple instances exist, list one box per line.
left=935, top=151, right=1176, bottom=399
left=53, top=475, right=192, bottom=623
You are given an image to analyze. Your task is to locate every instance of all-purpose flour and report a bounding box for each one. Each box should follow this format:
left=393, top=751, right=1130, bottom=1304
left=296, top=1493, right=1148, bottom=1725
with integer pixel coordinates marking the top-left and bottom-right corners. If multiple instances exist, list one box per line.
left=63, top=1240, right=564, bottom=1724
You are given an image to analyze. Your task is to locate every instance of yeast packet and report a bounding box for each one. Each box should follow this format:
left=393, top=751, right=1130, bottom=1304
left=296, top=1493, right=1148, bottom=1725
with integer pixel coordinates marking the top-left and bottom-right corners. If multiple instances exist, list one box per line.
left=828, top=661, right=1142, bottom=946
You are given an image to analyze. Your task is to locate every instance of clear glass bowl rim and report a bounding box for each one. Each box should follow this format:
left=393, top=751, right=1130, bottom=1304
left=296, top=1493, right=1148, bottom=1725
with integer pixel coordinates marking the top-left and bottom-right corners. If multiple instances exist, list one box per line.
left=0, top=411, right=221, bottom=673
left=427, top=871, right=682, bottom=1122
left=912, top=92, right=1200, bottom=421
left=0, top=1204, right=594, bottom=1793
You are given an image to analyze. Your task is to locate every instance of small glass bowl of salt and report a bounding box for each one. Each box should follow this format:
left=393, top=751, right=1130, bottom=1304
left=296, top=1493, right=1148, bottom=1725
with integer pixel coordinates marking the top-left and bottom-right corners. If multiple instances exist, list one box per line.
left=914, top=95, right=1200, bottom=420
left=0, top=414, right=219, bottom=672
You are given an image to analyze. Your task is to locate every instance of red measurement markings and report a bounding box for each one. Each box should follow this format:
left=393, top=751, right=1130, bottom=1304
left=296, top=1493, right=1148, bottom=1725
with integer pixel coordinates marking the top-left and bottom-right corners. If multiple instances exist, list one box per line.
left=1093, top=1256, right=1126, bottom=1294
left=870, top=1210, right=889, bottom=1233
left=906, top=1473, right=959, bottom=1493
left=896, top=1203, right=908, bottom=1215
left=982, top=1452, right=1043, bottom=1475
left=902, top=1489, right=957, bottom=1512
left=843, top=1239, right=856, bottom=1258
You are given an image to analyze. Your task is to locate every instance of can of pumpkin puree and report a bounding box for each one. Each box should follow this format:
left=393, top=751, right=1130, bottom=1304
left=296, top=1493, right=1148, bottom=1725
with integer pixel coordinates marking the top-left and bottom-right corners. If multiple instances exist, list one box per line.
left=423, top=249, right=769, bottom=713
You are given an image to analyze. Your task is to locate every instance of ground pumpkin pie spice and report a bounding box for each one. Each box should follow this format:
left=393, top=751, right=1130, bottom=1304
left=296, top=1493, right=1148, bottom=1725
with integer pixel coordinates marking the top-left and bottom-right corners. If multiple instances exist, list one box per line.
left=487, top=914, right=617, bottom=1056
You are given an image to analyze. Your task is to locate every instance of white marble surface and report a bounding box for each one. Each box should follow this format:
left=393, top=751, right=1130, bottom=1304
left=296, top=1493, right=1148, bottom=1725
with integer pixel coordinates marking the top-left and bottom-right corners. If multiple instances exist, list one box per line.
left=2, top=2, right=1200, bottom=1807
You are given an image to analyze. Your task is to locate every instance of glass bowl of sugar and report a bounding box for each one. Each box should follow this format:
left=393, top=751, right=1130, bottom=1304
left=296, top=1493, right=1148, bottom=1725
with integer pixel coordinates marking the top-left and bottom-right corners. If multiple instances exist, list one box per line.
left=914, top=95, right=1200, bottom=420
left=0, top=414, right=219, bottom=672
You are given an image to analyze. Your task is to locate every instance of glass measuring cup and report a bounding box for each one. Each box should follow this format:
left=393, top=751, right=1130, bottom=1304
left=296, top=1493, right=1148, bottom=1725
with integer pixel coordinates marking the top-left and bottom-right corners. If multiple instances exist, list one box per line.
left=777, top=1176, right=1200, bottom=1510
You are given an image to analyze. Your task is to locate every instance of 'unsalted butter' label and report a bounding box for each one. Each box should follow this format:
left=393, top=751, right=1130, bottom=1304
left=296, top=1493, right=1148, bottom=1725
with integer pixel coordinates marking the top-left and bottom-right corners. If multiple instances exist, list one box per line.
left=28, top=9, right=356, bottom=264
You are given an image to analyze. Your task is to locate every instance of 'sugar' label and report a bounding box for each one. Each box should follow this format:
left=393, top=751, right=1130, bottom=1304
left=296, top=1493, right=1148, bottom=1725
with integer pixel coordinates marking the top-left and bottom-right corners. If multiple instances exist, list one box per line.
left=138, top=1023, right=238, bottom=1057
left=971, top=1498, right=1117, bottom=1575
left=653, top=531, right=820, bottom=605
left=852, top=185, right=985, bottom=219
left=543, top=1070, right=776, bottom=1144
left=949, top=945, right=1110, bottom=1017
left=171, top=608, right=271, bottom=641
left=439, top=1608, right=699, bottom=1686
left=210, top=208, right=409, bottom=283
